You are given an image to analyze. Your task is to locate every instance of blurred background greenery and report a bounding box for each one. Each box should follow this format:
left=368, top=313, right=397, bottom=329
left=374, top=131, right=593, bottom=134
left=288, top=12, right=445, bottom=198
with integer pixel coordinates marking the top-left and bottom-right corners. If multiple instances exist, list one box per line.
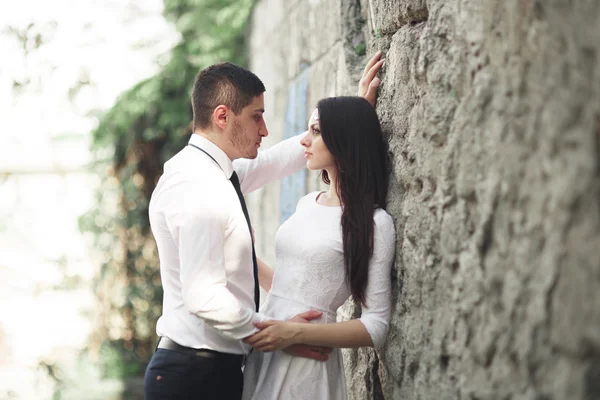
left=0, top=0, right=255, bottom=398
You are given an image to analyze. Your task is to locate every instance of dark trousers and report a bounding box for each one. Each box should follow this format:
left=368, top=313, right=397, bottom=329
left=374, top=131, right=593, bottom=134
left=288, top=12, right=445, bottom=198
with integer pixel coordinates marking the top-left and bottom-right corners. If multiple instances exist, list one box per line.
left=144, top=348, right=243, bottom=400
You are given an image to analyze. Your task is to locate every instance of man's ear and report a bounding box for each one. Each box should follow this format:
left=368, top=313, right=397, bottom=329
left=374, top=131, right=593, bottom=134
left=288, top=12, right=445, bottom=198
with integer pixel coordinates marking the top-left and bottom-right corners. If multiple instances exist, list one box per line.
left=212, top=105, right=228, bottom=130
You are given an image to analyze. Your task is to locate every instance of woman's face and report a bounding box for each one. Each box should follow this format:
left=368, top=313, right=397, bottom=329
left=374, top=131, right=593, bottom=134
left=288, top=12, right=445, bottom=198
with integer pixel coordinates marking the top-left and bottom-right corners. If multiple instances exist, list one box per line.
left=300, top=108, right=335, bottom=171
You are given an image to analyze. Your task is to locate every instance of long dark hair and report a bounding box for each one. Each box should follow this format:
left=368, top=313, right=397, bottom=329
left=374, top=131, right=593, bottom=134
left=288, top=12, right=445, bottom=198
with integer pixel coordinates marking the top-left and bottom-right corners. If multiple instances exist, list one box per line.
left=317, top=96, right=388, bottom=305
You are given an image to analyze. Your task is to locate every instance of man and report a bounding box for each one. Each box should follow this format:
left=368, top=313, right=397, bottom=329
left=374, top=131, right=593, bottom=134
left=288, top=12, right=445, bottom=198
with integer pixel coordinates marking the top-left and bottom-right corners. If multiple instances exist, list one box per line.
left=144, top=54, right=383, bottom=399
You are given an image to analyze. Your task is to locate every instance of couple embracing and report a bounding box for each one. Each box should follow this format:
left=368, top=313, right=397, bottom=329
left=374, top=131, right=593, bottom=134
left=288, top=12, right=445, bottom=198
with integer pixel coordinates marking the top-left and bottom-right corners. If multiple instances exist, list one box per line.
left=143, top=51, right=396, bottom=400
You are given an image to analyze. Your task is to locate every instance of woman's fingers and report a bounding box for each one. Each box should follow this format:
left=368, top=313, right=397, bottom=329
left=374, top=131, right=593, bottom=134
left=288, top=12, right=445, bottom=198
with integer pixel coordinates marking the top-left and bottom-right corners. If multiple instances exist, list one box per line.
left=244, top=332, right=261, bottom=346
left=252, top=337, right=273, bottom=350
left=245, top=325, right=279, bottom=349
left=245, top=323, right=273, bottom=345
left=362, top=77, right=380, bottom=108
left=254, top=320, right=278, bottom=330
left=251, top=334, right=279, bottom=352
left=358, top=52, right=385, bottom=107
left=246, top=332, right=270, bottom=347
left=246, top=321, right=299, bottom=352
left=362, top=50, right=382, bottom=76
left=249, top=324, right=294, bottom=352
left=363, top=59, right=384, bottom=86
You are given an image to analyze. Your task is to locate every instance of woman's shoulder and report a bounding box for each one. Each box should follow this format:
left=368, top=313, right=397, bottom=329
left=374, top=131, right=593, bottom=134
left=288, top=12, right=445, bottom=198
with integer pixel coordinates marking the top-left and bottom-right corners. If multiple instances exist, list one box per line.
left=306, top=190, right=322, bottom=199
left=296, top=191, right=321, bottom=207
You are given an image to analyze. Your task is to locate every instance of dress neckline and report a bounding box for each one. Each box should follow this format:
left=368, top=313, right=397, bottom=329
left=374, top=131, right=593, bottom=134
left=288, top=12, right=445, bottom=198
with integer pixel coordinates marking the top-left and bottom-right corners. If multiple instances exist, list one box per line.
left=314, top=191, right=342, bottom=208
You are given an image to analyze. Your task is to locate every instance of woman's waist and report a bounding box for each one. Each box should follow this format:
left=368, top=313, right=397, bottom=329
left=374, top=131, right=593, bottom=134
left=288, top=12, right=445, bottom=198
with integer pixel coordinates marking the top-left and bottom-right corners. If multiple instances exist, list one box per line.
left=261, top=292, right=338, bottom=322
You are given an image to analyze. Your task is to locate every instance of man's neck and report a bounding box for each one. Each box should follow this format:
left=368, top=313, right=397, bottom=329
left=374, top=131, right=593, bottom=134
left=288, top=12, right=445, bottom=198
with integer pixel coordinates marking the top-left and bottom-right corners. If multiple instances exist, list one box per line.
left=193, top=130, right=237, bottom=161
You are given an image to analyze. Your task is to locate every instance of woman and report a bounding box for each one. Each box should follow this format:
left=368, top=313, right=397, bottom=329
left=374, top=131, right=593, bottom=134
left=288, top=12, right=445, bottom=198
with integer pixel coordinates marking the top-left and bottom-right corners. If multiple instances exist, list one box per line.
left=241, top=95, right=396, bottom=400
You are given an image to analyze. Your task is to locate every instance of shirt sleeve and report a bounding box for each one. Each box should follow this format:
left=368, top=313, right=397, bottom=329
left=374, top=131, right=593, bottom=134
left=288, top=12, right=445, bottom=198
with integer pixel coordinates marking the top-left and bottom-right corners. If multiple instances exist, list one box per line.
left=171, top=184, right=265, bottom=340
left=233, top=132, right=306, bottom=195
left=358, top=210, right=396, bottom=349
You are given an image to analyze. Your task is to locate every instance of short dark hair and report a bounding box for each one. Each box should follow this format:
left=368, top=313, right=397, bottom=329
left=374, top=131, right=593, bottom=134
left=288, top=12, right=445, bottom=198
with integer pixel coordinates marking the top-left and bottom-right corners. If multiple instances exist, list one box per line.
left=191, top=62, right=265, bottom=131
left=317, top=96, right=389, bottom=305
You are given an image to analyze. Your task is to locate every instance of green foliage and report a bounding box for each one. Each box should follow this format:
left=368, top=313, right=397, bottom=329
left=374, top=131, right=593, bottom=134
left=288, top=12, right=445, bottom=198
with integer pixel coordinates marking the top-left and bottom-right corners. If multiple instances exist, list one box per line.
left=353, top=43, right=366, bottom=56
left=98, top=341, right=143, bottom=378
left=80, top=0, right=257, bottom=378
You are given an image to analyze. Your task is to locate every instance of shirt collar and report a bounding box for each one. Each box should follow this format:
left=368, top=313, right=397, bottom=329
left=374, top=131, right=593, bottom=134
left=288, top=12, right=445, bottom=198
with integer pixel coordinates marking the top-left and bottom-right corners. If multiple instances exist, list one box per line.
left=188, top=134, right=234, bottom=179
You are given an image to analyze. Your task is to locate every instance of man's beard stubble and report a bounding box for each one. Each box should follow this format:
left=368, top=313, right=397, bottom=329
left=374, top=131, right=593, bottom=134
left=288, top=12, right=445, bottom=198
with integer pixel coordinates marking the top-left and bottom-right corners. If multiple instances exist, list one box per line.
left=229, top=120, right=256, bottom=159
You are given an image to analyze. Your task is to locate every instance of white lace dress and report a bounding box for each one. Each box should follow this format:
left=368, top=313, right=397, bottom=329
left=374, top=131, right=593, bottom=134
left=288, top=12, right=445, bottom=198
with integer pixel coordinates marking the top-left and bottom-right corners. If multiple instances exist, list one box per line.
left=242, top=191, right=396, bottom=400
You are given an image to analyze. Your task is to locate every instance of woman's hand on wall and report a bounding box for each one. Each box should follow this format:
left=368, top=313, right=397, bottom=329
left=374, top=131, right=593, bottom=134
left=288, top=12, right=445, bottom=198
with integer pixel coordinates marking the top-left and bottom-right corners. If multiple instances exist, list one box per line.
left=358, top=50, right=384, bottom=108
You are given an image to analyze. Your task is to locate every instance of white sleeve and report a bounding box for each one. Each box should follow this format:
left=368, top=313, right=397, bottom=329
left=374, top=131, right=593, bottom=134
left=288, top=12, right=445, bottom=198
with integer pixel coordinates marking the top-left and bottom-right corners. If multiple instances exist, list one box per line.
left=358, top=210, right=396, bottom=348
left=232, top=132, right=306, bottom=195
left=171, top=185, right=265, bottom=339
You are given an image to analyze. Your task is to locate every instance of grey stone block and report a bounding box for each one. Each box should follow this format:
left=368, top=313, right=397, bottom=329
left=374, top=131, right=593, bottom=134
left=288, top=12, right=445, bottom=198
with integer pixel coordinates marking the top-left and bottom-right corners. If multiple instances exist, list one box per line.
left=369, top=0, right=428, bottom=35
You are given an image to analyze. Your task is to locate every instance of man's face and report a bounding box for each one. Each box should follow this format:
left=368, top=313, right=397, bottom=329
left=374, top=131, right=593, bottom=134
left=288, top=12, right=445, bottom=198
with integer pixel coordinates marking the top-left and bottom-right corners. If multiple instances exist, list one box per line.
left=227, top=94, right=268, bottom=159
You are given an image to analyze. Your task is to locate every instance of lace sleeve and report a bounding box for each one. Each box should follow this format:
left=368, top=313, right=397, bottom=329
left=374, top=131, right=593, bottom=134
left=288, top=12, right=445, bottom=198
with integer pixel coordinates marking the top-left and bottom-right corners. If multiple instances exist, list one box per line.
left=358, top=209, right=396, bottom=348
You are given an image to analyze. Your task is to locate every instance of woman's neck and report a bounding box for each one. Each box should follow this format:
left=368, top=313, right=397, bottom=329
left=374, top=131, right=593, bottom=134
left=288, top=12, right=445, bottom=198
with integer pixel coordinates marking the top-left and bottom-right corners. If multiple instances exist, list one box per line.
left=321, top=168, right=341, bottom=206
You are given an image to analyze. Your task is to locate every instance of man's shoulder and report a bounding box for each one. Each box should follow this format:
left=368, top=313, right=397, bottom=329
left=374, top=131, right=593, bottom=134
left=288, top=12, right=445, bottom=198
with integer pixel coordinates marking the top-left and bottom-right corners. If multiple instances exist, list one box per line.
left=152, top=154, right=230, bottom=208
left=164, top=148, right=227, bottom=183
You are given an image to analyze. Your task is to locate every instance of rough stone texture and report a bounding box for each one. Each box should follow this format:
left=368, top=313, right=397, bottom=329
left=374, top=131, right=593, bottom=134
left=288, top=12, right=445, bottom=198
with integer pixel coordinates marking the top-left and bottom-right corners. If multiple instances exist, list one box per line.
left=367, top=0, right=428, bottom=35
left=248, top=0, right=600, bottom=399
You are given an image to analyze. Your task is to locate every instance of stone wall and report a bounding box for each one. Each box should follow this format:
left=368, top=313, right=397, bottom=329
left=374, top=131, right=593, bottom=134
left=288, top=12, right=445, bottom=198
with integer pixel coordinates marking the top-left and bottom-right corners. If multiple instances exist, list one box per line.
left=247, top=1, right=600, bottom=399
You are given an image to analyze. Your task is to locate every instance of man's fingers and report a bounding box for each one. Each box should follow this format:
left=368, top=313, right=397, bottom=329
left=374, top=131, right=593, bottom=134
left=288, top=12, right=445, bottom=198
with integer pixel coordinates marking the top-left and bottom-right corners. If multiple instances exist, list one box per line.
left=312, top=346, right=333, bottom=355
left=303, top=350, right=329, bottom=361
left=294, top=310, right=322, bottom=321
left=362, top=50, right=382, bottom=76
left=283, top=345, right=329, bottom=361
left=306, top=351, right=328, bottom=361
left=293, top=347, right=329, bottom=361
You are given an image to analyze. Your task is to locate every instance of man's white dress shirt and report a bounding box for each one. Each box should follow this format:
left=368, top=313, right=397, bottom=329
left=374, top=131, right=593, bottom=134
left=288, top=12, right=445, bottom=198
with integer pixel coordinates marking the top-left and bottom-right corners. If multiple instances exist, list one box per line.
left=149, top=133, right=305, bottom=355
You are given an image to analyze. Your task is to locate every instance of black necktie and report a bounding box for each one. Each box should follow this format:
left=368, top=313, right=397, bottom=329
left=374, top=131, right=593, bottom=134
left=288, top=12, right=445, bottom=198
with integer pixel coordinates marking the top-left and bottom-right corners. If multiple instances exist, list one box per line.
left=229, top=171, right=260, bottom=312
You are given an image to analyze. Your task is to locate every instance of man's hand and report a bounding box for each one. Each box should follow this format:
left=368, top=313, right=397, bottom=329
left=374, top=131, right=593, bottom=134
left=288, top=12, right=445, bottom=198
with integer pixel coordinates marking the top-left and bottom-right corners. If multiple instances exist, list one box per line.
left=358, top=50, right=384, bottom=108
left=288, top=310, right=322, bottom=324
left=283, top=344, right=332, bottom=361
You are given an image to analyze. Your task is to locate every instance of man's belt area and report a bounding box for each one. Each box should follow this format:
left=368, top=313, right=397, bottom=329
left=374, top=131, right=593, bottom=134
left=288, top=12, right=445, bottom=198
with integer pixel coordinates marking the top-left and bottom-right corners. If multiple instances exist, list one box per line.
left=157, top=337, right=246, bottom=367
